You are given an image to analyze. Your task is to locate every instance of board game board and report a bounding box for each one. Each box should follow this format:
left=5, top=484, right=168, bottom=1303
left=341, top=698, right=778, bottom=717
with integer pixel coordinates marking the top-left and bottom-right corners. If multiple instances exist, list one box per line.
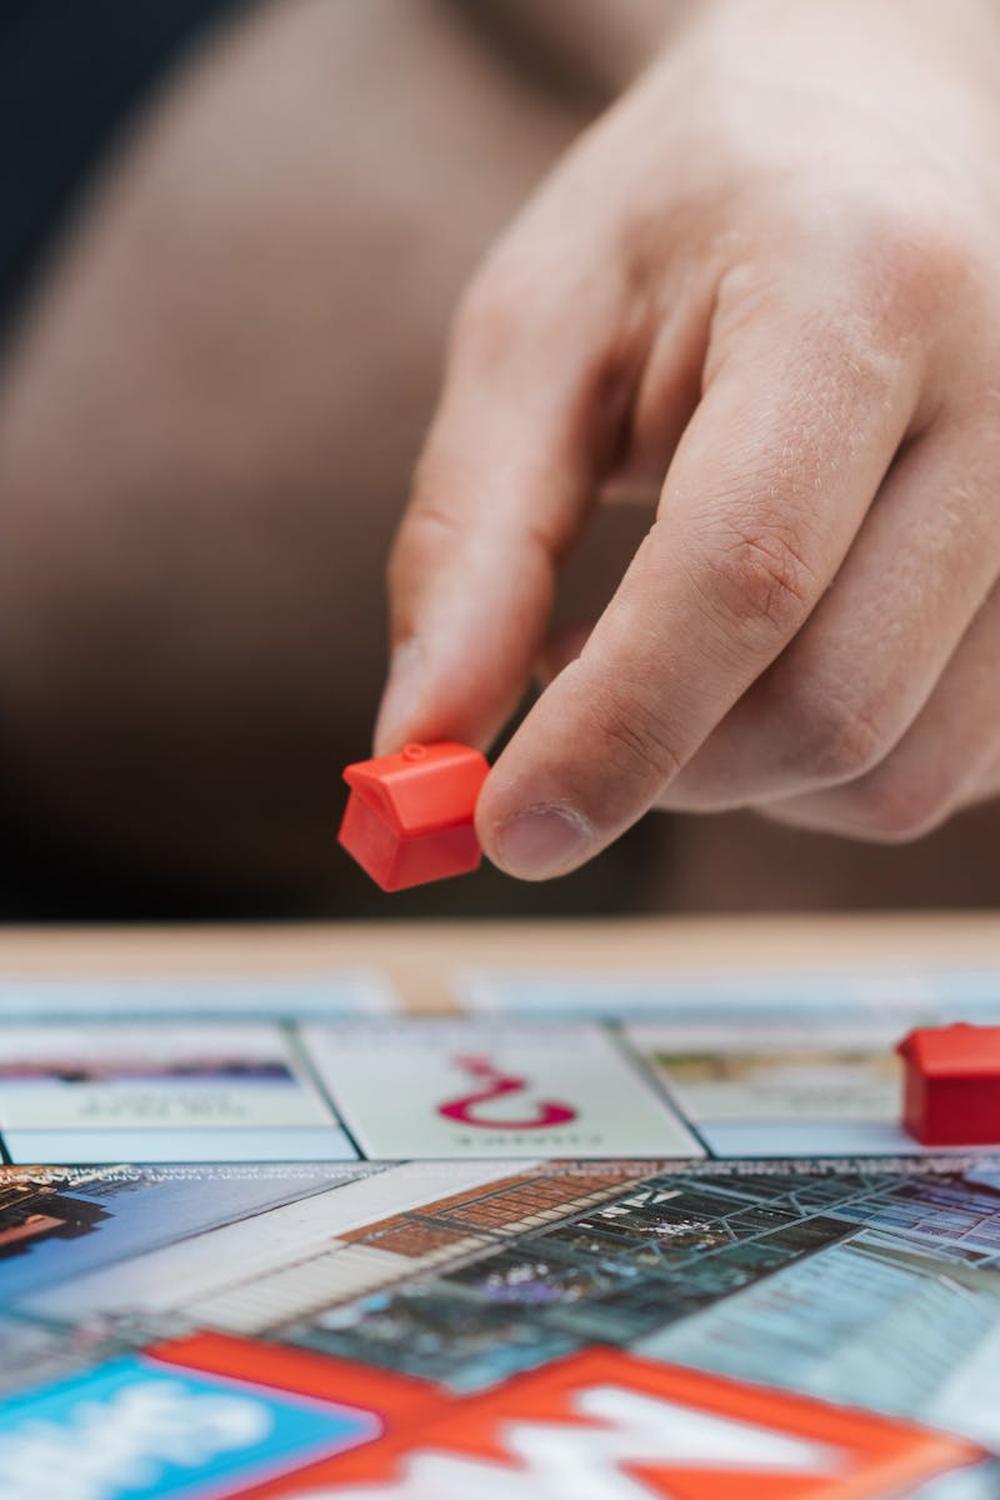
left=2, top=962, right=1000, bottom=1498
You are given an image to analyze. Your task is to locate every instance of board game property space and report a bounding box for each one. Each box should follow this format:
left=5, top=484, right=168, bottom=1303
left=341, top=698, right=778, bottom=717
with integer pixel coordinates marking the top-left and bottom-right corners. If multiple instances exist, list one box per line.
left=2, top=949, right=1000, bottom=1499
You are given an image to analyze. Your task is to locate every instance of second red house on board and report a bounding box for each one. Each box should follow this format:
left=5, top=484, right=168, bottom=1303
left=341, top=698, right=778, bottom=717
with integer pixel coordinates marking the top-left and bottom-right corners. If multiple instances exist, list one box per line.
left=897, top=1023, right=1000, bottom=1146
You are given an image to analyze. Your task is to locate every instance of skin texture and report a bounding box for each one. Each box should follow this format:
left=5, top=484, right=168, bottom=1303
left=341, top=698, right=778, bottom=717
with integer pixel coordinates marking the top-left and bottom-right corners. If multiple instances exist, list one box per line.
left=380, top=0, right=1000, bottom=880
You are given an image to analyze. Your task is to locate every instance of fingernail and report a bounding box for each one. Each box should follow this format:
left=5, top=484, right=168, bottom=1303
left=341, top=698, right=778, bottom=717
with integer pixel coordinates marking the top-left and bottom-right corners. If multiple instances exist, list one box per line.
left=374, top=639, right=425, bottom=752
left=493, top=804, right=591, bottom=880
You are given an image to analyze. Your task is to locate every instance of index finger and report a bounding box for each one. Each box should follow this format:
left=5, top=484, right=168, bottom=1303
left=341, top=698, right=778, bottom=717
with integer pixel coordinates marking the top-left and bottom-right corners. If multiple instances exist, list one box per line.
left=374, top=258, right=635, bottom=758
left=477, top=310, right=920, bottom=879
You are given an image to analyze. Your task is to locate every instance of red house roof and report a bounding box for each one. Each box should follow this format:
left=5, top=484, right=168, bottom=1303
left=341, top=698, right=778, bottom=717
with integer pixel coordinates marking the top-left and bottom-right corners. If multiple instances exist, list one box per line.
left=896, top=1023, right=1000, bottom=1079
left=343, top=742, right=488, bottom=837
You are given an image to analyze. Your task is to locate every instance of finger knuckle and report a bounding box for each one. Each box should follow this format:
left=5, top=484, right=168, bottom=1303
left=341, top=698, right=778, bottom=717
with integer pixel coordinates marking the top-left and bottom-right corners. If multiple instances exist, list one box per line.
left=451, top=244, right=542, bottom=370
left=452, top=274, right=515, bottom=367
left=854, top=196, right=982, bottom=343
left=694, top=513, right=819, bottom=645
left=587, top=685, right=683, bottom=789
left=779, top=681, right=888, bottom=785
left=847, top=763, right=952, bottom=844
left=387, top=493, right=464, bottom=593
left=870, top=202, right=969, bottom=287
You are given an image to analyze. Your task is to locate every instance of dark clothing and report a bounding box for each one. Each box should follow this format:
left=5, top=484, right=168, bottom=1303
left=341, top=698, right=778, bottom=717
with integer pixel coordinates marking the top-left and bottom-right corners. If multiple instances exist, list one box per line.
left=0, top=0, right=245, bottom=344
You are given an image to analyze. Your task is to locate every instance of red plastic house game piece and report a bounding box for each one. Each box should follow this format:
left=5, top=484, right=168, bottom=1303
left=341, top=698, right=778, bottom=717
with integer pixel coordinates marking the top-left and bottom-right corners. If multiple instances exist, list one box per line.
left=339, top=741, right=489, bottom=892
left=897, top=1023, right=1000, bottom=1146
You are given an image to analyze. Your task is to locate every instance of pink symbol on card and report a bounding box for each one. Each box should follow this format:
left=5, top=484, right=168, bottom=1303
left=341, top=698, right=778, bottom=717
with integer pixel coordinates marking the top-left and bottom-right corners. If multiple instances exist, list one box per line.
left=437, top=1055, right=577, bottom=1130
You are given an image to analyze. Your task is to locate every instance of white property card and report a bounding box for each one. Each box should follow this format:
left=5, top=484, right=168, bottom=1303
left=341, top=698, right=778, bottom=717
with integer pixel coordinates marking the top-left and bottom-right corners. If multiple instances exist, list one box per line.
left=300, top=1020, right=704, bottom=1160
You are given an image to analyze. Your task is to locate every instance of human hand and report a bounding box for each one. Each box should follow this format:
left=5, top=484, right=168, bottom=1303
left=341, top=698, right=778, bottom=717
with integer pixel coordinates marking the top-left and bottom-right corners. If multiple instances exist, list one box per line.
left=377, top=0, right=1000, bottom=878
